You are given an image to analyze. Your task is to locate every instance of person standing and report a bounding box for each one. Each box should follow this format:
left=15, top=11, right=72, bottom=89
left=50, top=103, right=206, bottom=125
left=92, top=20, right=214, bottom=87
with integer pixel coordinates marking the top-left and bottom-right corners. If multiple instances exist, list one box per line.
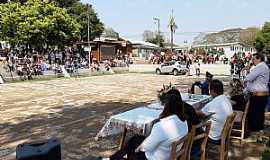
left=191, top=71, right=213, bottom=95
left=266, top=56, right=270, bottom=111
left=244, top=53, right=270, bottom=136
left=194, top=60, right=200, bottom=76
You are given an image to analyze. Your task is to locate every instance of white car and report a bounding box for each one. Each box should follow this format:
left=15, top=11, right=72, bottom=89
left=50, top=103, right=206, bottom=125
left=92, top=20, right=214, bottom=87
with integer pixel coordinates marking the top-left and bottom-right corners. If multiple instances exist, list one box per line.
left=156, top=61, right=189, bottom=76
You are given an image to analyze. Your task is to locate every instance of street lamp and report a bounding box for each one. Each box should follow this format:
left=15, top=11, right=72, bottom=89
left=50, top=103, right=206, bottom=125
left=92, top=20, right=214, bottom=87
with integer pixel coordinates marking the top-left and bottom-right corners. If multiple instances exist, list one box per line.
left=153, top=17, right=161, bottom=48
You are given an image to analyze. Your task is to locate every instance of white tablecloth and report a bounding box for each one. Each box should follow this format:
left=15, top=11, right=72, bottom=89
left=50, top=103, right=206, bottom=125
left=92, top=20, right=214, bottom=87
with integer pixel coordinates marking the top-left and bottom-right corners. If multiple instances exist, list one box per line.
left=96, top=94, right=211, bottom=139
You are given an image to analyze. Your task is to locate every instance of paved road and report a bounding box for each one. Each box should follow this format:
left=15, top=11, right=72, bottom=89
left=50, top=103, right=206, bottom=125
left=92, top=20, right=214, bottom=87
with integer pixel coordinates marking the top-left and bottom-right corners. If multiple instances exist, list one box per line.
left=0, top=73, right=266, bottom=160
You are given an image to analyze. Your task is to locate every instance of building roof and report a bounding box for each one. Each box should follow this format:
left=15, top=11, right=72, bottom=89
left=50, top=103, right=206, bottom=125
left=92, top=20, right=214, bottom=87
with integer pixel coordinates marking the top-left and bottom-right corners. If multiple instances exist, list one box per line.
left=192, top=42, right=243, bottom=48
left=126, top=39, right=159, bottom=49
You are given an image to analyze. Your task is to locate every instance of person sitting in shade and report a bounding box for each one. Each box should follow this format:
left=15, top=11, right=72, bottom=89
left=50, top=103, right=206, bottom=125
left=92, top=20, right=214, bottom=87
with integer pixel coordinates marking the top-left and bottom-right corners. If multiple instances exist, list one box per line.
left=191, top=71, right=214, bottom=95
left=158, top=85, right=201, bottom=132
left=196, top=79, right=233, bottom=144
left=228, top=75, right=246, bottom=112
left=158, top=85, right=204, bottom=157
left=109, top=94, right=188, bottom=160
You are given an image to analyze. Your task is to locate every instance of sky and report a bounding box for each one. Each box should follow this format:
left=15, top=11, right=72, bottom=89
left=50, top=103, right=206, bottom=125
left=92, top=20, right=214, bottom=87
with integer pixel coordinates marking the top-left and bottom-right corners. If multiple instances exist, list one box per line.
left=81, top=0, right=270, bottom=44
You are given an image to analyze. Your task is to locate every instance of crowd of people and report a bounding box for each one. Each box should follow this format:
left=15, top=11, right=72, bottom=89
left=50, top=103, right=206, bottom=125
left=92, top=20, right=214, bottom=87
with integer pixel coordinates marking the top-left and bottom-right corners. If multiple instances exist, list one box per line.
left=229, top=52, right=253, bottom=79
left=149, top=51, right=227, bottom=65
left=0, top=46, right=87, bottom=75
left=0, top=45, right=131, bottom=81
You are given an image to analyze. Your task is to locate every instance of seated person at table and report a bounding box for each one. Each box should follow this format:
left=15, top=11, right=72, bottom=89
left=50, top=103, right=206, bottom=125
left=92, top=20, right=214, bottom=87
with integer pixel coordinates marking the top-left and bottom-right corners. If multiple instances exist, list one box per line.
left=158, top=86, right=204, bottom=157
left=191, top=71, right=214, bottom=95
left=229, top=76, right=246, bottom=112
left=158, top=85, right=201, bottom=131
left=196, top=79, right=233, bottom=144
left=109, top=94, right=188, bottom=160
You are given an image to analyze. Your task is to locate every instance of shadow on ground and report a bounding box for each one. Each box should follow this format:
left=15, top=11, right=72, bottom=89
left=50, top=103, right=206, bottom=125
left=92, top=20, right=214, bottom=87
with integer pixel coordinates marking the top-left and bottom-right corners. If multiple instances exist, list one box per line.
left=0, top=101, right=149, bottom=160
left=1, top=94, right=269, bottom=160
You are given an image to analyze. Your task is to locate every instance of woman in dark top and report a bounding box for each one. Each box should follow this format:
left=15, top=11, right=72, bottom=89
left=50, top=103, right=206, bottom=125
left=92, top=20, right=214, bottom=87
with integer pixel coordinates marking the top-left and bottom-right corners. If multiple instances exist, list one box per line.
left=158, top=86, right=201, bottom=131
left=158, top=85, right=203, bottom=157
left=229, top=77, right=246, bottom=112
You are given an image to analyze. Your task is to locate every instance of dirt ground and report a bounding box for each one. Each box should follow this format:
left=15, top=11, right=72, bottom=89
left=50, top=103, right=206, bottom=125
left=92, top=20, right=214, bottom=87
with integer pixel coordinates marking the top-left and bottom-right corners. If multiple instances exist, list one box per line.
left=0, top=73, right=268, bottom=160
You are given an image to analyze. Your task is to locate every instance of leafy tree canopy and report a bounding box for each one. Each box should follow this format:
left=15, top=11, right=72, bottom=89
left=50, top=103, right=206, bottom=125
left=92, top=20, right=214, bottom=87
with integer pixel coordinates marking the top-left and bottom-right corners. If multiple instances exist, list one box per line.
left=54, top=0, right=104, bottom=41
left=240, top=27, right=260, bottom=46
left=0, top=2, right=23, bottom=45
left=103, top=27, right=119, bottom=39
left=0, top=0, right=81, bottom=48
left=146, top=35, right=165, bottom=47
left=24, top=0, right=81, bottom=47
left=0, top=0, right=104, bottom=48
left=142, top=30, right=164, bottom=47
left=255, top=22, right=270, bottom=54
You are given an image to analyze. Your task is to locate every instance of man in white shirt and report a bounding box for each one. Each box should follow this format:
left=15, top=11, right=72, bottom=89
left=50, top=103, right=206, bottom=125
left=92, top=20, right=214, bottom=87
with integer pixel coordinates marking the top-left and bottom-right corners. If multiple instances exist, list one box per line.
left=196, top=79, right=233, bottom=143
left=244, top=53, right=269, bottom=133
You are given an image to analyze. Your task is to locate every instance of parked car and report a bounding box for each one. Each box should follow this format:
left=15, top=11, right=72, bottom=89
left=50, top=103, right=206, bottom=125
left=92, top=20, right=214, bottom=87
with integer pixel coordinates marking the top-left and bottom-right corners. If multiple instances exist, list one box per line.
left=156, top=61, right=189, bottom=76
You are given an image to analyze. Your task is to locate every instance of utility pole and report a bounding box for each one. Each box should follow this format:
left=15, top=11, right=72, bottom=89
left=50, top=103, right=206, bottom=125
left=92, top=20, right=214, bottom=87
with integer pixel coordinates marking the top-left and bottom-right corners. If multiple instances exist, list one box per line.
left=171, top=26, right=173, bottom=52
left=153, top=17, right=161, bottom=48
left=87, top=4, right=92, bottom=67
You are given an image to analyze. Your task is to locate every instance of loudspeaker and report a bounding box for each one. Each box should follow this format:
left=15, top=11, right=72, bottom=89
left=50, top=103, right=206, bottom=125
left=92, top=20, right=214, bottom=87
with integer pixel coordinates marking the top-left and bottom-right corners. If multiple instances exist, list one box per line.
left=16, top=138, right=61, bottom=160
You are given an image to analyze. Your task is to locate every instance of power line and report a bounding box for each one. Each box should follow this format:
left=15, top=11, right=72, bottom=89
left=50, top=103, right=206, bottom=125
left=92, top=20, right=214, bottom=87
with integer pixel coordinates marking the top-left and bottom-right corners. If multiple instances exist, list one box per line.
left=161, top=30, right=257, bottom=35
left=121, top=29, right=258, bottom=40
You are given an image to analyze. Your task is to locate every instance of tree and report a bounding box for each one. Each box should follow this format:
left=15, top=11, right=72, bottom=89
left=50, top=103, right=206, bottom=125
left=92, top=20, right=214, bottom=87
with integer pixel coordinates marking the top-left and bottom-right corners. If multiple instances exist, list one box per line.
left=146, top=35, right=165, bottom=47
left=142, top=30, right=155, bottom=41
left=0, top=0, right=104, bottom=43
left=0, top=2, right=23, bottom=46
left=240, top=27, right=260, bottom=46
left=103, top=27, right=119, bottom=39
left=0, top=0, right=8, bottom=4
left=255, top=22, right=270, bottom=54
left=52, top=0, right=79, bottom=8
left=61, top=1, right=104, bottom=41
left=143, top=30, right=165, bottom=47
left=0, top=0, right=81, bottom=48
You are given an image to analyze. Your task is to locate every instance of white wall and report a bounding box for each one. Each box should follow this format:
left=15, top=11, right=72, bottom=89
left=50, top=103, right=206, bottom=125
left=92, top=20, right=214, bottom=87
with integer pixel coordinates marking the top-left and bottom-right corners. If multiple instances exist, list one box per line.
left=0, top=41, right=10, bottom=48
left=216, top=44, right=256, bottom=58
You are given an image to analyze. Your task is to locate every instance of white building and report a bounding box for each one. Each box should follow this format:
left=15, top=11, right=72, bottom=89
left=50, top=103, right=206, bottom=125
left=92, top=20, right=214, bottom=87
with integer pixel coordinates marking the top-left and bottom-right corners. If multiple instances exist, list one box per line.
left=192, top=42, right=256, bottom=58
left=128, top=40, right=160, bottom=60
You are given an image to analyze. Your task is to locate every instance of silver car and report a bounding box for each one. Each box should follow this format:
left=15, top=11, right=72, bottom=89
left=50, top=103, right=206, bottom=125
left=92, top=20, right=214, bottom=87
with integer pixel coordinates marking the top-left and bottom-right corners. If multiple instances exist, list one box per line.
left=156, top=61, right=189, bottom=76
